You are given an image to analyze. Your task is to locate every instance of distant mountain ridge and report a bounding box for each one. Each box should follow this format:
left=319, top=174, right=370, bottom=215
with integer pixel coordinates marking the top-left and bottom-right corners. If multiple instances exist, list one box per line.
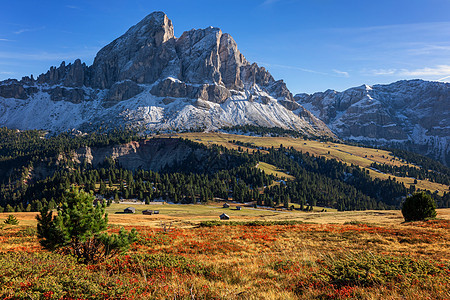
left=0, top=11, right=331, bottom=137
left=295, top=80, right=450, bottom=165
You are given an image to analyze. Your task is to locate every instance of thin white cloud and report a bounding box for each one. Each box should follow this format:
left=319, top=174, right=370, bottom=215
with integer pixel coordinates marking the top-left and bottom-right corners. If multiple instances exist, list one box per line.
left=332, top=69, right=349, bottom=78
left=259, top=61, right=329, bottom=76
left=364, top=65, right=450, bottom=82
left=366, top=69, right=397, bottom=76
left=437, top=75, right=450, bottom=82
left=66, top=5, right=81, bottom=10
left=408, top=44, right=450, bottom=54
left=14, top=26, right=45, bottom=35
left=398, top=65, right=450, bottom=77
left=0, top=49, right=99, bottom=62
left=261, top=62, right=353, bottom=78
left=0, top=39, right=12, bottom=42
left=328, top=22, right=450, bottom=36
left=261, top=0, right=281, bottom=5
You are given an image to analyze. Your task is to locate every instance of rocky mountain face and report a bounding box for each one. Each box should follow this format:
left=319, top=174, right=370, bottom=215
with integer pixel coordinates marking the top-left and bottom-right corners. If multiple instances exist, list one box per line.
left=71, top=138, right=208, bottom=172
left=0, top=12, right=331, bottom=137
left=295, top=80, right=450, bottom=165
left=25, top=138, right=240, bottom=182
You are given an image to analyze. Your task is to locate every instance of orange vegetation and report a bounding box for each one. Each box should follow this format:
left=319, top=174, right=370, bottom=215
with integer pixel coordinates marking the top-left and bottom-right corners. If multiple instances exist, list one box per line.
left=0, top=210, right=449, bottom=299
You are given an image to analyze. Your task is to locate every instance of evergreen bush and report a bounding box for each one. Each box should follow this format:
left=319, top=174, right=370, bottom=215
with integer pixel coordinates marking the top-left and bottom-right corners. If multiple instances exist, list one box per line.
left=4, top=214, right=19, bottom=225
left=401, top=192, right=437, bottom=222
left=36, top=187, right=137, bottom=263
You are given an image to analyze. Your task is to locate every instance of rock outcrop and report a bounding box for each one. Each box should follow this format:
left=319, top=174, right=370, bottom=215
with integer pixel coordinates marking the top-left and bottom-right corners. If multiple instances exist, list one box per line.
left=37, top=59, right=90, bottom=87
left=72, top=138, right=208, bottom=171
left=0, top=79, right=37, bottom=99
left=150, top=79, right=231, bottom=104
left=46, top=87, right=85, bottom=103
left=104, top=80, right=143, bottom=107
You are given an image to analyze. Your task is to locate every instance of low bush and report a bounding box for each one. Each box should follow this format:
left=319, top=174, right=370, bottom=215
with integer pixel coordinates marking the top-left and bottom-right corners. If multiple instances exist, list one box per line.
left=199, top=220, right=304, bottom=227
left=313, top=252, right=449, bottom=288
left=16, top=227, right=37, bottom=237
left=402, top=192, right=437, bottom=222
left=3, top=215, right=19, bottom=225
left=0, top=251, right=219, bottom=299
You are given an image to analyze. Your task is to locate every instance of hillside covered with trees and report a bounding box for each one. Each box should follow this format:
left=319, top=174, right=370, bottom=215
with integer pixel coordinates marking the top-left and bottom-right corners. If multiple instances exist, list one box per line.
left=0, top=127, right=449, bottom=212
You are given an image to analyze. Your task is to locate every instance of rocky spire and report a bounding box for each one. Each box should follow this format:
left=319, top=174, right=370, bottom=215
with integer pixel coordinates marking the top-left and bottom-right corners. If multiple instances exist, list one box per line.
left=89, top=11, right=177, bottom=89
left=175, top=27, right=248, bottom=89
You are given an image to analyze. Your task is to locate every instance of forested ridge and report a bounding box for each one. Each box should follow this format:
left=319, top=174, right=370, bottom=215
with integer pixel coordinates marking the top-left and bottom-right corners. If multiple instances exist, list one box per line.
left=0, top=127, right=448, bottom=212
left=370, top=162, right=450, bottom=186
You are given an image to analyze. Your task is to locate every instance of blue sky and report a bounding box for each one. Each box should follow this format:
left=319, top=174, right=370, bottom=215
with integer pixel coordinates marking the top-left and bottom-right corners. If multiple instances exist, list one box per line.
left=1, top=0, right=450, bottom=94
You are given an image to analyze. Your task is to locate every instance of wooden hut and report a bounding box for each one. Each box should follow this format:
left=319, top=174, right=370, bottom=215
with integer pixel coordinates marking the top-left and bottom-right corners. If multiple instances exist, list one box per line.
left=124, top=207, right=136, bottom=214
left=219, top=213, right=230, bottom=220
left=142, top=210, right=153, bottom=215
left=223, top=203, right=230, bottom=208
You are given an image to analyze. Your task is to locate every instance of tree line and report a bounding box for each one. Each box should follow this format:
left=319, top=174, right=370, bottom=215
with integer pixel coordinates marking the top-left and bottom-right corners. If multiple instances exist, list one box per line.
left=370, top=162, right=450, bottom=186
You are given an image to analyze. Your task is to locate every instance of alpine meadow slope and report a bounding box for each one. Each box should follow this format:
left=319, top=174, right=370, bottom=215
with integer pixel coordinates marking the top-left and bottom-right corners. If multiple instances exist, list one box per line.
left=0, top=12, right=331, bottom=138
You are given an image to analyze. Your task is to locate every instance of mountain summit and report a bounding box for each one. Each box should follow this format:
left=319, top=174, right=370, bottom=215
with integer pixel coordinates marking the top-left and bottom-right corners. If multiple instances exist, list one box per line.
left=0, top=12, right=332, bottom=136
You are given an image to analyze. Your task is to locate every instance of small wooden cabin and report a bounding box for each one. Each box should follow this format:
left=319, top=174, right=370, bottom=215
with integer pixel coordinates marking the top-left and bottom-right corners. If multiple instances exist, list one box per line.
left=124, top=207, right=136, bottom=214
left=142, top=210, right=153, bottom=215
left=223, top=203, right=230, bottom=208
left=219, top=213, right=230, bottom=220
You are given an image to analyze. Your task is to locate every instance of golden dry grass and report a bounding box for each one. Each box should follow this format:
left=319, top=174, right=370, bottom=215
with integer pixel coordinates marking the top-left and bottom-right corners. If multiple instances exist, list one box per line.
left=1, top=207, right=449, bottom=299
left=256, top=162, right=295, bottom=180
left=2, top=207, right=449, bottom=228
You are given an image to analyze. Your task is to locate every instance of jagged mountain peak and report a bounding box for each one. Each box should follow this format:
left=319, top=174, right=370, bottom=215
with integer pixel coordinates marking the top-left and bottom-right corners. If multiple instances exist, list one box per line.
left=89, top=12, right=176, bottom=89
left=124, top=11, right=174, bottom=45
left=0, top=11, right=333, bottom=138
left=361, top=84, right=373, bottom=90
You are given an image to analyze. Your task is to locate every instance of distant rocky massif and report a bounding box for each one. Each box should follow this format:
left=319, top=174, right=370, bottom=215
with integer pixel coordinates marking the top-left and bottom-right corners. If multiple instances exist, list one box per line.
left=0, top=11, right=448, bottom=164
left=0, top=11, right=330, bottom=137
left=295, top=80, right=450, bottom=165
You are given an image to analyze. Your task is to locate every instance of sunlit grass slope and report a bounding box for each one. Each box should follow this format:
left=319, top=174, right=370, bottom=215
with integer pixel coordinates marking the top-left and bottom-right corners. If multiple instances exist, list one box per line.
left=168, top=132, right=449, bottom=195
